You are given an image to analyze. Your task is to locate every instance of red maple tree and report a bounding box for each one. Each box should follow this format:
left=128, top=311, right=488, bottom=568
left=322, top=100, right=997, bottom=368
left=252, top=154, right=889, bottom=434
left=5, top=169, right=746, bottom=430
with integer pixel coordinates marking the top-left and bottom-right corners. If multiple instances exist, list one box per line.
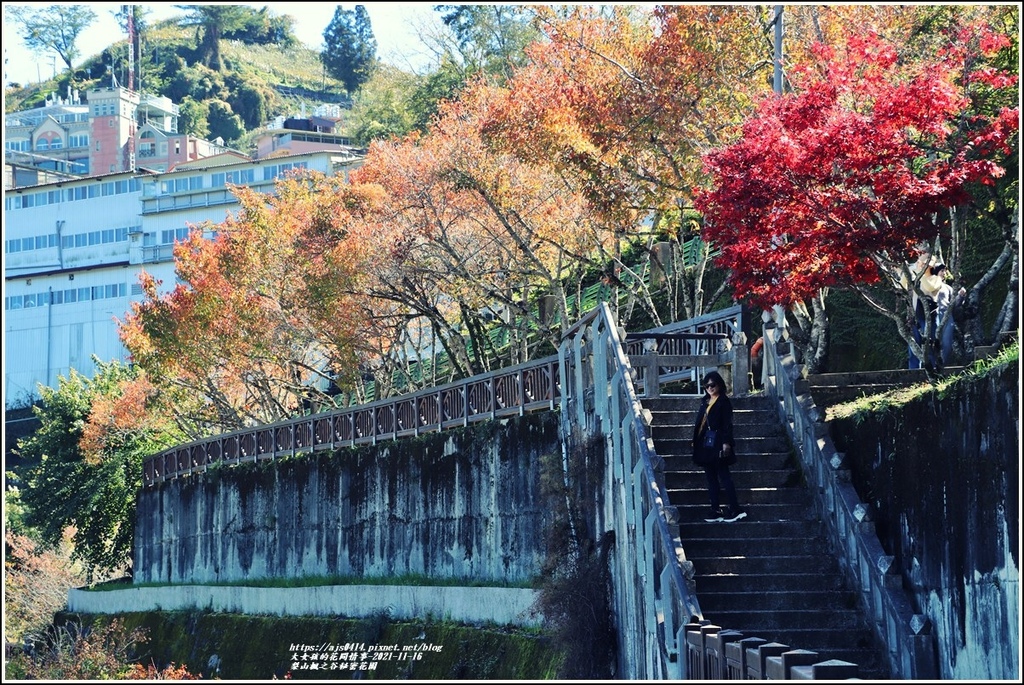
left=696, top=22, right=1017, bottom=369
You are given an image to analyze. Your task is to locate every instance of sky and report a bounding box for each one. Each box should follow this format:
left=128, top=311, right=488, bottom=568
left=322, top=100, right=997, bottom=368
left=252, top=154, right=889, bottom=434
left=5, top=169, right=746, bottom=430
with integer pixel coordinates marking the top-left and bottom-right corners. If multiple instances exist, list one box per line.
left=2, top=2, right=442, bottom=87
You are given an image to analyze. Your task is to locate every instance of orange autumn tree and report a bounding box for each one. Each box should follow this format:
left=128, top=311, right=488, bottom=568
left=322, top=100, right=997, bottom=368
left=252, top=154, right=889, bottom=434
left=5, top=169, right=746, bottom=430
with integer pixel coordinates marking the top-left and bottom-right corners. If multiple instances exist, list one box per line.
left=486, top=5, right=778, bottom=324
left=120, top=171, right=385, bottom=432
left=353, top=79, right=618, bottom=382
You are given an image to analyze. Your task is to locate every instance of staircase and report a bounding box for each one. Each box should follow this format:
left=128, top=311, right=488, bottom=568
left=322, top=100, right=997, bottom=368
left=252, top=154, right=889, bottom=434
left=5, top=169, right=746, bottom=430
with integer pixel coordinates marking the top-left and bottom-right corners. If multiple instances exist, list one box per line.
left=644, top=394, right=892, bottom=679
left=805, top=367, right=966, bottom=412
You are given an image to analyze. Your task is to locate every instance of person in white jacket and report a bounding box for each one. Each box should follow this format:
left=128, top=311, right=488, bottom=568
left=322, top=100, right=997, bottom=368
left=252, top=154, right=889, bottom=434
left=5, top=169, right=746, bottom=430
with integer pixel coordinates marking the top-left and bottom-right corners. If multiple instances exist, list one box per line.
left=907, top=257, right=965, bottom=370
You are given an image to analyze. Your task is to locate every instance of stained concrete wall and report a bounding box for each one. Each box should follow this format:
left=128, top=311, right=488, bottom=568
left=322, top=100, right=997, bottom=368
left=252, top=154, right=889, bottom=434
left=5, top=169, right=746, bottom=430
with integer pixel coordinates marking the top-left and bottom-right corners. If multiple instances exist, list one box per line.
left=67, top=585, right=542, bottom=627
left=135, top=413, right=561, bottom=586
left=830, top=361, right=1019, bottom=680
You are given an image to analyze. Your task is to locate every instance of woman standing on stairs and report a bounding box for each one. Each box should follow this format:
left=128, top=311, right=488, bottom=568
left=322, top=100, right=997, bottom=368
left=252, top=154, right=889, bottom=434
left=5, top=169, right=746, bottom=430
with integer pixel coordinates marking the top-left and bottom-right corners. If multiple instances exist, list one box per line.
left=692, top=371, right=747, bottom=523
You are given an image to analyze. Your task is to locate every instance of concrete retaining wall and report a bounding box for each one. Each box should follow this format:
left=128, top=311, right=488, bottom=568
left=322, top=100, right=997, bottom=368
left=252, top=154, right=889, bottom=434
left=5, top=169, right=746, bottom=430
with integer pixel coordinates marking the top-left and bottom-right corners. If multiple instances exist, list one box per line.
left=134, top=413, right=561, bottom=586
left=67, top=585, right=542, bottom=627
left=830, top=361, right=1019, bottom=680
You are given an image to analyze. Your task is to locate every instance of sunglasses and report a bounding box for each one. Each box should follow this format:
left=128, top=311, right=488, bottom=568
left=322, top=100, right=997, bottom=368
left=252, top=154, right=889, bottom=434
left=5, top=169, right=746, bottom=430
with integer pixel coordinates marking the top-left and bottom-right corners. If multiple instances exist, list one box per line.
left=704, top=383, right=717, bottom=389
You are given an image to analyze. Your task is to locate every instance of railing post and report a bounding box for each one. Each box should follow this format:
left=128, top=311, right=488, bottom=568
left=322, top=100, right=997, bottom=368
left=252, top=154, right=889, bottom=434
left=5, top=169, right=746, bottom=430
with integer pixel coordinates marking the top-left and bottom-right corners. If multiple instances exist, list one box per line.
left=732, top=331, right=750, bottom=395
left=727, top=636, right=767, bottom=680
left=747, top=642, right=790, bottom=680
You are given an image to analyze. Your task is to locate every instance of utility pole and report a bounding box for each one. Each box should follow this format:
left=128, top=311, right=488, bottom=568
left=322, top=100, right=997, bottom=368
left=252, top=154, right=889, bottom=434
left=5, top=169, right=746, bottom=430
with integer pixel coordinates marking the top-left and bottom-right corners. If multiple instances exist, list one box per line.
left=773, top=5, right=784, bottom=95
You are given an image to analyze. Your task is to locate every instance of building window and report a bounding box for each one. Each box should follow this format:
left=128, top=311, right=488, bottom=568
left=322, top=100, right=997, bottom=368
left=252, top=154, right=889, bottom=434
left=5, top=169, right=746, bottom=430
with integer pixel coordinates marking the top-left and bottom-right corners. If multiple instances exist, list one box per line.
left=161, top=227, right=191, bottom=244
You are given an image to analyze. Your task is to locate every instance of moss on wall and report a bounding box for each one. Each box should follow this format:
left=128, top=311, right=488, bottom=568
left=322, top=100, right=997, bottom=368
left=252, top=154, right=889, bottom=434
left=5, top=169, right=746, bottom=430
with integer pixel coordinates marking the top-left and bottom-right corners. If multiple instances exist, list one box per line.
left=56, top=610, right=564, bottom=680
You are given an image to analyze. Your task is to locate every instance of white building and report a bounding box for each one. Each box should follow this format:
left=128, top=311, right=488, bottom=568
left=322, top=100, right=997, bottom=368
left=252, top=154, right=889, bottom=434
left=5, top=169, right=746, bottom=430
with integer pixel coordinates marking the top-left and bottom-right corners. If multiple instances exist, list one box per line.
left=3, top=149, right=364, bottom=409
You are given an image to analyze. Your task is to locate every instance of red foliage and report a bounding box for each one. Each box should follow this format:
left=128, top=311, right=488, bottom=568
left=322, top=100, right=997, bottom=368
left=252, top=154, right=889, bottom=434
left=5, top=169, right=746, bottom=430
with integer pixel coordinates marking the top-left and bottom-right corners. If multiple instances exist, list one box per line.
left=695, top=26, right=1017, bottom=309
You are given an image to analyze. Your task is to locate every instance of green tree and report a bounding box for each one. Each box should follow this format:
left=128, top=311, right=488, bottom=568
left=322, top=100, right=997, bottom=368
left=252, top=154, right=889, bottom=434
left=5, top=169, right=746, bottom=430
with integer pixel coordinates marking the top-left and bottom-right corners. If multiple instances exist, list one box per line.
left=349, top=65, right=419, bottom=143
left=166, top=62, right=227, bottom=103
left=15, top=360, right=181, bottom=579
left=6, top=4, right=97, bottom=74
left=177, top=96, right=210, bottom=138
left=206, top=99, right=245, bottom=143
left=321, top=4, right=377, bottom=94
left=408, top=56, right=467, bottom=132
left=227, top=76, right=273, bottom=130
left=222, top=5, right=297, bottom=46
left=433, top=4, right=539, bottom=83
left=175, top=4, right=251, bottom=71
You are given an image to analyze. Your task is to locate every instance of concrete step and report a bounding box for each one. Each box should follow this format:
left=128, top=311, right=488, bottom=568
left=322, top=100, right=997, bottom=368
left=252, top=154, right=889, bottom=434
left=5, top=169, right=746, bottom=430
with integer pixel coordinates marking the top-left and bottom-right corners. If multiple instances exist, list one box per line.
left=684, top=535, right=827, bottom=558
left=693, top=573, right=847, bottom=594
left=700, top=589, right=862, bottom=613
left=671, top=485, right=810, bottom=508
left=703, top=608, right=867, bottom=633
left=653, top=435, right=792, bottom=458
left=674, top=501, right=814, bottom=523
left=647, top=407, right=783, bottom=429
left=643, top=396, right=774, bottom=413
left=647, top=419, right=782, bottom=440
left=694, top=569, right=854, bottom=599
left=663, top=467, right=797, bottom=490
left=689, top=554, right=840, bottom=576
left=805, top=367, right=966, bottom=410
left=678, top=519, right=824, bottom=540
left=719, top=626, right=887, bottom=657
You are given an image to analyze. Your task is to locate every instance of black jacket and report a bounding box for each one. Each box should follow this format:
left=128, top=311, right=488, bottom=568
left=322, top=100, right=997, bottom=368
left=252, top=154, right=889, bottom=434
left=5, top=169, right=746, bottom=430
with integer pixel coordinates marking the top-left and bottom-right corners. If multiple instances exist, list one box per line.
left=691, top=393, right=735, bottom=466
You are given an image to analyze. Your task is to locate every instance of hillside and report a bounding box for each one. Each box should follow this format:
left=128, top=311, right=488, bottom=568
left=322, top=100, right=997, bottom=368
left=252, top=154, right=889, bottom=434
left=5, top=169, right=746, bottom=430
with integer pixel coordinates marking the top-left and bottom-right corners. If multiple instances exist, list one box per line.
left=4, top=17, right=356, bottom=152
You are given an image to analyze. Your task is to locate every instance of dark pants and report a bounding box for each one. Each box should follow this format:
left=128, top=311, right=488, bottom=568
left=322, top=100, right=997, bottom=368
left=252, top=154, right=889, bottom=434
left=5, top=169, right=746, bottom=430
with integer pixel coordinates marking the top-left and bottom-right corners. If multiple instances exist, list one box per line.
left=705, top=462, right=740, bottom=511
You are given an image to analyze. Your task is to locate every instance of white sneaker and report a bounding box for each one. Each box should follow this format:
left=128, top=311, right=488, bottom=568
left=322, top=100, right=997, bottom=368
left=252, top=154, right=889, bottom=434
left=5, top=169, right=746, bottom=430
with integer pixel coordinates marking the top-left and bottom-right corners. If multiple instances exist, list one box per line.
left=704, top=509, right=724, bottom=523
left=722, top=508, right=747, bottom=522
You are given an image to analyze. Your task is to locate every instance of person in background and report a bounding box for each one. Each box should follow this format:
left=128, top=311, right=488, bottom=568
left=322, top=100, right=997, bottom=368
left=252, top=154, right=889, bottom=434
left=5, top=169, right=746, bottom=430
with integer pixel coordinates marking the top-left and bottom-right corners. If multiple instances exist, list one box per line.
left=930, top=263, right=966, bottom=369
left=692, top=370, right=746, bottom=523
left=749, top=336, right=764, bottom=390
left=910, top=260, right=965, bottom=371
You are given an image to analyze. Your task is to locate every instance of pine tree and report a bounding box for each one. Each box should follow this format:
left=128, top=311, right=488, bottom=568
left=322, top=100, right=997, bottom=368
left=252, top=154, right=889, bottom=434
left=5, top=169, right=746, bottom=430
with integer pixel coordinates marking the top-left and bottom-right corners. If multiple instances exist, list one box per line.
left=321, top=5, right=378, bottom=94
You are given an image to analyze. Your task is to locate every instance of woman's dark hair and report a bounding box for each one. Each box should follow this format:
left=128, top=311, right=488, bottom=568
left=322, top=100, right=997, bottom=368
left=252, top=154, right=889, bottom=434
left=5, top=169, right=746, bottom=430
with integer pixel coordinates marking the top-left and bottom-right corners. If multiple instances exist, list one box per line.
left=701, top=370, right=728, bottom=395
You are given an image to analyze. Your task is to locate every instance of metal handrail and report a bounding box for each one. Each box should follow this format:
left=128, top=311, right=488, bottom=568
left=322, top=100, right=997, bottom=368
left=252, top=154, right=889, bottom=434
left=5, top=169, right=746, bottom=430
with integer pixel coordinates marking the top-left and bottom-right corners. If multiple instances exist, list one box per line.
left=143, top=356, right=561, bottom=486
